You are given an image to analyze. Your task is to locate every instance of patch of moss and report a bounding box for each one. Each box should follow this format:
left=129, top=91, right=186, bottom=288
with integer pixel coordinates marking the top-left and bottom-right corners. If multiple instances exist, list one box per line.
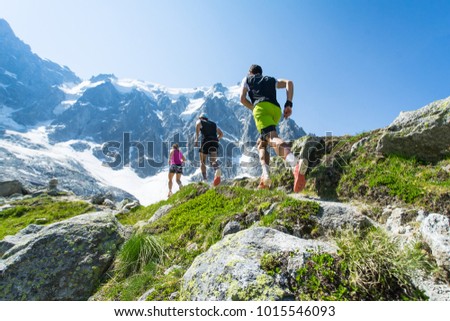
left=261, top=198, right=320, bottom=238
left=260, top=252, right=284, bottom=276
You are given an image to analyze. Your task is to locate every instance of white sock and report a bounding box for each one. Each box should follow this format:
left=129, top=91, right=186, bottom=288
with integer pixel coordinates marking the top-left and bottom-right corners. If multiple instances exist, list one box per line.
left=262, top=164, right=270, bottom=178
left=285, top=153, right=297, bottom=168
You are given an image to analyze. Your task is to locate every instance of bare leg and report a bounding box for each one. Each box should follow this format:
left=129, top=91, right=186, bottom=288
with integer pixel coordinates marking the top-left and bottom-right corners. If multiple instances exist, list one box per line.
left=257, top=138, right=271, bottom=188
left=176, top=173, right=182, bottom=188
left=263, top=130, right=307, bottom=193
left=209, top=150, right=221, bottom=186
left=257, top=138, right=270, bottom=165
left=168, top=172, right=174, bottom=196
left=265, top=130, right=291, bottom=159
left=258, top=138, right=270, bottom=175
left=209, top=150, right=218, bottom=169
left=199, top=152, right=207, bottom=180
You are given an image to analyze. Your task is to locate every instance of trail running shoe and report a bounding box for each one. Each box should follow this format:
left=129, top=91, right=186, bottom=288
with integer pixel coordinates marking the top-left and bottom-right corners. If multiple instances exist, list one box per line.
left=258, top=176, right=272, bottom=189
left=293, top=159, right=308, bottom=193
left=213, top=168, right=221, bottom=186
left=168, top=191, right=173, bottom=197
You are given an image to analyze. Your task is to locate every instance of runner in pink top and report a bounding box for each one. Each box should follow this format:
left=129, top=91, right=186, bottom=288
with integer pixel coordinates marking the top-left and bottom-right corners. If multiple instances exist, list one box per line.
left=168, top=144, right=186, bottom=197
left=170, top=148, right=183, bottom=166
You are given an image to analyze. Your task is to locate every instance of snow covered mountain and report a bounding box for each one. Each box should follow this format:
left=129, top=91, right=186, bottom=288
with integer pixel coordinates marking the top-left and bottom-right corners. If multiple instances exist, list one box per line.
left=0, top=18, right=306, bottom=204
left=0, top=19, right=79, bottom=130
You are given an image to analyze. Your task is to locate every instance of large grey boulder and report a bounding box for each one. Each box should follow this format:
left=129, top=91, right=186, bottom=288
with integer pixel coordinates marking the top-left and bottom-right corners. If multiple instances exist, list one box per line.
left=376, top=97, right=450, bottom=162
left=291, top=135, right=325, bottom=167
left=181, top=227, right=336, bottom=301
left=318, top=200, right=373, bottom=232
left=291, top=195, right=373, bottom=232
left=148, top=204, right=173, bottom=224
left=420, top=213, right=450, bottom=272
left=0, top=212, right=125, bottom=300
left=0, top=180, right=27, bottom=197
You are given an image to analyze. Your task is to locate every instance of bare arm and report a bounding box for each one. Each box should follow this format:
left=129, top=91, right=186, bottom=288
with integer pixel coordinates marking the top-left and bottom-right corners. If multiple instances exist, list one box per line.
left=277, top=79, right=294, bottom=118
left=168, top=150, right=173, bottom=165
left=240, top=86, right=254, bottom=111
left=217, top=127, right=224, bottom=140
left=195, top=122, right=200, bottom=146
left=276, top=79, right=294, bottom=101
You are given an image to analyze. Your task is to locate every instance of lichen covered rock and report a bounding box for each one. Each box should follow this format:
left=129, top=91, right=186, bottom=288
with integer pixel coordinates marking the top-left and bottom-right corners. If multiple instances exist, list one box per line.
left=377, top=97, right=450, bottom=162
left=420, top=213, right=450, bottom=272
left=181, top=227, right=336, bottom=301
left=0, top=211, right=125, bottom=300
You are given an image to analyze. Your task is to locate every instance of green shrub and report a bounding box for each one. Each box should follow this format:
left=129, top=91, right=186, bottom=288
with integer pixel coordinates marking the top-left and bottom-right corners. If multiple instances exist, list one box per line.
left=296, top=252, right=351, bottom=301
left=260, top=253, right=283, bottom=276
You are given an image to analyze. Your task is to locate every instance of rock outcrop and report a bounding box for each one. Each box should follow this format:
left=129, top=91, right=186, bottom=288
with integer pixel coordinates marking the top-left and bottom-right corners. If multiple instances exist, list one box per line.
left=420, top=213, right=450, bottom=272
left=377, top=96, right=450, bottom=162
left=181, top=227, right=337, bottom=301
left=0, top=180, right=27, bottom=197
left=0, top=212, right=125, bottom=300
left=292, top=195, right=374, bottom=233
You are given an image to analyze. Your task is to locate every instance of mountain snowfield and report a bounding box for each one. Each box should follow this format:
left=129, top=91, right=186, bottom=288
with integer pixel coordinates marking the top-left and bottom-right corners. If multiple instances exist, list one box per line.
left=0, top=125, right=189, bottom=205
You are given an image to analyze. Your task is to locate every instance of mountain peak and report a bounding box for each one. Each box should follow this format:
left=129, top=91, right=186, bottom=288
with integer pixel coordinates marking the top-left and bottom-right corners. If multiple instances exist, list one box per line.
left=212, top=82, right=226, bottom=93
left=89, top=74, right=118, bottom=83
left=0, top=18, right=31, bottom=53
left=0, top=18, right=15, bottom=37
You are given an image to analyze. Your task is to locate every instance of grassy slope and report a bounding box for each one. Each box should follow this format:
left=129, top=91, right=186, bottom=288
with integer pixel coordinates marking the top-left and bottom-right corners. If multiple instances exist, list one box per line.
left=0, top=195, right=95, bottom=239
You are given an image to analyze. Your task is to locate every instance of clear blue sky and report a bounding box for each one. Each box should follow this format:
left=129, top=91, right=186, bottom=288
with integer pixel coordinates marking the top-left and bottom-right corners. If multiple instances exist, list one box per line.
left=1, top=0, right=450, bottom=136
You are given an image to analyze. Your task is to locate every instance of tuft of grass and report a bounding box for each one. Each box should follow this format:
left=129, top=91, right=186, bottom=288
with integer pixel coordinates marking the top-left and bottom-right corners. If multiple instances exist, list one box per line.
left=141, top=185, right=286, bottom=259
left=335, top=228, right=432, bottom=300
left=293, top=228, right=433, bottom=300
left=0, top=195, right=95, bottom=239
left=115, top=233, right=165, bottom=279
left=116, top=183, right=210, bottom=226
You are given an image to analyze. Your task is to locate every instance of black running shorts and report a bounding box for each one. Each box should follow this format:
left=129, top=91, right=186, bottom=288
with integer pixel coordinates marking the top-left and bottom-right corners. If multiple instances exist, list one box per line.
left=200, top=141, right=219, bottom=155
left=169, top=164, right=183, bottom=174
